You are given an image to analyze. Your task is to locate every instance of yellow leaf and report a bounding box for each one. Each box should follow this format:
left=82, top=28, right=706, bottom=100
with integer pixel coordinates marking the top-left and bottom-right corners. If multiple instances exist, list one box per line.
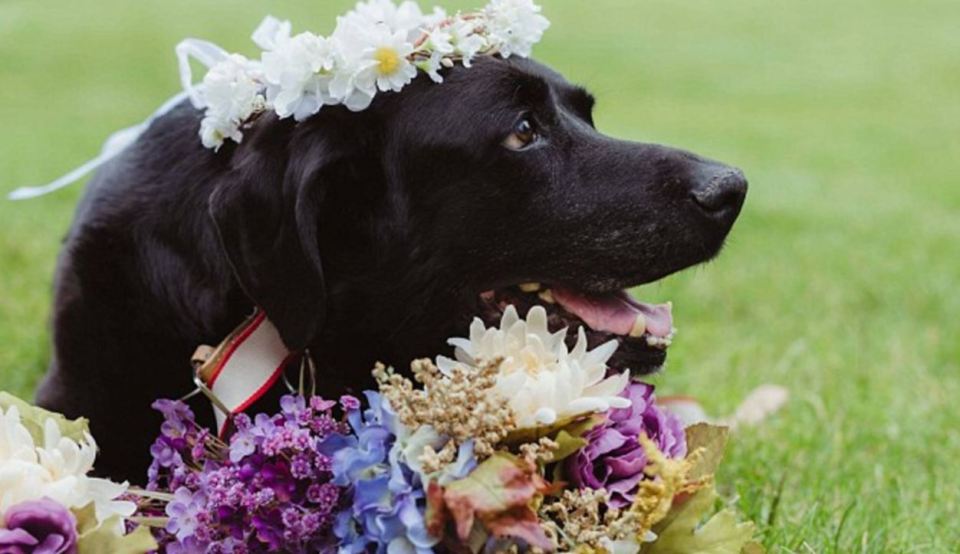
left=503, top=412, right=605, bottom=447
left=551, top=429, right=588, bottom=463
left=684, top=423, right=729, bottom=481
left=644, top=486, right=756, bottom=554
left=0, top=391, right=90, bottom=444
left=71, top=503, right=99, bottom=535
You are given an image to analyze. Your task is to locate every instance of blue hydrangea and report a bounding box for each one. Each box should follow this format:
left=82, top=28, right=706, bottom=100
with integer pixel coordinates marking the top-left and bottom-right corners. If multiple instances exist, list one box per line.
left=320, top=391, right=476, bottom=554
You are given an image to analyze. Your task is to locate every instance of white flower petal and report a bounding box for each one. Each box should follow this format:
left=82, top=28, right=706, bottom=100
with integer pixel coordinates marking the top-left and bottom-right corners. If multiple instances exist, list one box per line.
left=584, top=370, right=632, bottom=400
left=608, top=397, right=632, bottom=409
left=566, top=397, right=610, bottom=416
left=252, top=16, right=292, bottom=51
left=534, top=408, right=557, bottom=425
left=500, top=305, right=520, bottom=329
left=436, top=356, right=459, bottom=376
left=584, top=338, right=619, bottom=368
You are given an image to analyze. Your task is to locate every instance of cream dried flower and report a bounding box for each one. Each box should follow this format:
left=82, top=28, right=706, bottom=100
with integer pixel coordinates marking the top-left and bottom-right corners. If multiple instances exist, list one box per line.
left=374, top=359, right=515, bottom=459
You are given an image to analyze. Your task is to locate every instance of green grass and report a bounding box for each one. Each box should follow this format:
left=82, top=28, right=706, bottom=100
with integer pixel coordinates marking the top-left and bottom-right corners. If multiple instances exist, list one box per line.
left=1, top=0, right=958, bottom=551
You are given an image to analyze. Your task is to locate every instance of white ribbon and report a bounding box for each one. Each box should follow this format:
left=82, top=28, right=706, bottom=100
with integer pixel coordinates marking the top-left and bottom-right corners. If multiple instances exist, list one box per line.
left=175, top=38, right=229, bottom=108
left=8, top=92, right=188, bottom=200
left=206, top=312, right=293, bottom=437
left=8, top=38, right=229, bottom=201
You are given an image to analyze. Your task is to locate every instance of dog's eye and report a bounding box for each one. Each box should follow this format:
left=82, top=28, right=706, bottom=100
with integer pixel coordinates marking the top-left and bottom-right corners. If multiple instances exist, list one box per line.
left=502, top=117, right=539, bottom=150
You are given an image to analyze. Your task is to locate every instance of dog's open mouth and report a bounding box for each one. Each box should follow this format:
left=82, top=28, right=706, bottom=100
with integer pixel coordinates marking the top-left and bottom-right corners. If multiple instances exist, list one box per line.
left=477, top=283, right=675, bottom=375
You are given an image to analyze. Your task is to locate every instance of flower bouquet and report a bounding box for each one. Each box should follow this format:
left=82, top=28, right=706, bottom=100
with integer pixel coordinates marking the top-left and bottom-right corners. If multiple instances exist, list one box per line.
left=131, top=307, right=763, bottom=553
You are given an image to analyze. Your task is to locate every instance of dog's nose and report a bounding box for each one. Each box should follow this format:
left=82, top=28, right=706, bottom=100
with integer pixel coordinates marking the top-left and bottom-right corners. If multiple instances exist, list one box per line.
left=690, top=167, right=748, bottom=223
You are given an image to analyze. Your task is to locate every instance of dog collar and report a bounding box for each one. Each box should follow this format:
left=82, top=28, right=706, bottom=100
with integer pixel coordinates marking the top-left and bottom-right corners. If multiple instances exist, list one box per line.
left=192, top=309, right=294, bottom=437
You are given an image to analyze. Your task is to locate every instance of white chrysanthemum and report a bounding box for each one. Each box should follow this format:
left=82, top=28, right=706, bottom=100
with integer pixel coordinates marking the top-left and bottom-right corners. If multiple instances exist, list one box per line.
left=198, top=54, right=265, bottom=150
left=422, top=6, right=450, bottom=28
left=437, top=305, right=631, bottom=428
left=484, top=0, right=550, bottom=58
left=260, top=31, right=337, bottom=121
left=346, top=0, right=427, bottom=40
left=251, top=15, right=292, bottom=51
left=448, top=16, right=489, bottom=68
left=0, top=406, right=135, bottom=532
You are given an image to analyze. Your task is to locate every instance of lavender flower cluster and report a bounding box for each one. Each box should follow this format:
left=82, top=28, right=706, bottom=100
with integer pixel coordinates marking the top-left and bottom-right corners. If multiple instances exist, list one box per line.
left=145, top=396, right=352, bottom=553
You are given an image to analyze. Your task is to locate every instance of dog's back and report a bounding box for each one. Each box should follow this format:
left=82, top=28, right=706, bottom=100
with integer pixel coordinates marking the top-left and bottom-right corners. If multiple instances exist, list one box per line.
left=36, top=103, right=244, bottom=480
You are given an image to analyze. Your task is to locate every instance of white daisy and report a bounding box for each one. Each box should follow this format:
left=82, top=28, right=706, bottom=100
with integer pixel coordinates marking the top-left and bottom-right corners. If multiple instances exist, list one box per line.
left=438, top=305, right=632, bottom=428
left=330, top=18, right=418, bottom=110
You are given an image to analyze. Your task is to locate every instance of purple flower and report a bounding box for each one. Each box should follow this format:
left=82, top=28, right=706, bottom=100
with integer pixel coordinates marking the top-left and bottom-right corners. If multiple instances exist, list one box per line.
left=0, top=498, right=78, bottom=554
left=565, top=383, right=687, bottom=508
left=228, top=428, right=257, bottom=463
left=153, top=399, right=195, bottom=425
left=148, top=395, right=348, bottom=553
left=338, top=395, right=360, bottom=412
left=166, top=487, right=207, bottom=541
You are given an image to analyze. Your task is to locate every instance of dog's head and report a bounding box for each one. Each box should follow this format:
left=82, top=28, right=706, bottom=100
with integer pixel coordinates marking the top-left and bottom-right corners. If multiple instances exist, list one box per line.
left=208, top=56, right=746, bottom=390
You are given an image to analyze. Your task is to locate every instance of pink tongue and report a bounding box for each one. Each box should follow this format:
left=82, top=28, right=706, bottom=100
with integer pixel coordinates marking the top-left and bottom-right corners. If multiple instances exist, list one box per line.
left=552, top=287, right=673, bottom=338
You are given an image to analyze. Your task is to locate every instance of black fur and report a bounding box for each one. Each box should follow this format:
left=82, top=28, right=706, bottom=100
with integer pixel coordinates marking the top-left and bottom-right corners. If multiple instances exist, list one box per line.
left=35, top=57, right=746, bottom=482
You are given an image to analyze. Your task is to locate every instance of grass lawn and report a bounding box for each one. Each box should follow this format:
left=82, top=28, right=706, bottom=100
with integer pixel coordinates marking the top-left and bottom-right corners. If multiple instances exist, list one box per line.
left=1, top=0, right=958, bottom=551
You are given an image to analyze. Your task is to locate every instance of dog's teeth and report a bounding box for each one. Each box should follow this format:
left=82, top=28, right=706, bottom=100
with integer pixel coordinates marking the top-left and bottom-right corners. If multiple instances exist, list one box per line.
left=519, top=282, right=541, bottom=293
left=538, top=289, right=556, bottom=304
left=629, top=313, right=647, bottom=338
left=645, top=334, right=674, bottom=349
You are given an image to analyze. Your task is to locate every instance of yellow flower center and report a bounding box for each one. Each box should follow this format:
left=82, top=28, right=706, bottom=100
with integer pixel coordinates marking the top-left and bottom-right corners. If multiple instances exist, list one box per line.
left=374, top=47, right=401, bottom=76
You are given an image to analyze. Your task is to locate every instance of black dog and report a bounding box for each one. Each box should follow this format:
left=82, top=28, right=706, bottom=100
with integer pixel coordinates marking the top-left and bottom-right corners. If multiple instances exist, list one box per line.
left=35, top=56, right=746, bottom=482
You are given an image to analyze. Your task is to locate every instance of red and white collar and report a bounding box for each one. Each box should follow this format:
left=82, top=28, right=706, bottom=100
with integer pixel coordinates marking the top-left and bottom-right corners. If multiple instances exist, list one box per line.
left=192, top=310, right=295, bottom=437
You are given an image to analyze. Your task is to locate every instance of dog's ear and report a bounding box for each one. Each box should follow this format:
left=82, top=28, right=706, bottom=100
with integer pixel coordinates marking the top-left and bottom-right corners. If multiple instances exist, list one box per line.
left=208, top=118, right=344, bottom=350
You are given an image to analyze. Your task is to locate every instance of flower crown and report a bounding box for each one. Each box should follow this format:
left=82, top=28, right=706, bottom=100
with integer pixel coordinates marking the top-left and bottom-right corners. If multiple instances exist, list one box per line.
left=181, top=0, right=550, bottom=151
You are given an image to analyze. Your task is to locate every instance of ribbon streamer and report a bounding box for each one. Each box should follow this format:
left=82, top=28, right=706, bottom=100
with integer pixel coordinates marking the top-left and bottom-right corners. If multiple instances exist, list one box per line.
left=7, top=38, right=229, bottom=201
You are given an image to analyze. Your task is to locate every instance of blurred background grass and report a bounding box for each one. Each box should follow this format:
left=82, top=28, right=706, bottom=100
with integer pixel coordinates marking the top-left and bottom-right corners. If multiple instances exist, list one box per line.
left=1, top=0, right=958, bottom=551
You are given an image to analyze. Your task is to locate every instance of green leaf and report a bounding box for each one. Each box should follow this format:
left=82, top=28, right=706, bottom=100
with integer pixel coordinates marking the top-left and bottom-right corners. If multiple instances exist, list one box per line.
left=437, top=452, right=554, bottom=549
left=77, top=515, right=157, bottom=554
left=72, top=504, right=99, bottom=536
left=0, top=392, right=91, bottom=444
left=644, top=486, right=757, bottom=554
left=741, top=541, right=767, bottom=553
left=551, top=429, right=588, bottom=464
left=684, top=423, right=729, bottom=481
left=72, top=503, right=157, bottom=554
left=503, top=412, right=605, bottom=447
